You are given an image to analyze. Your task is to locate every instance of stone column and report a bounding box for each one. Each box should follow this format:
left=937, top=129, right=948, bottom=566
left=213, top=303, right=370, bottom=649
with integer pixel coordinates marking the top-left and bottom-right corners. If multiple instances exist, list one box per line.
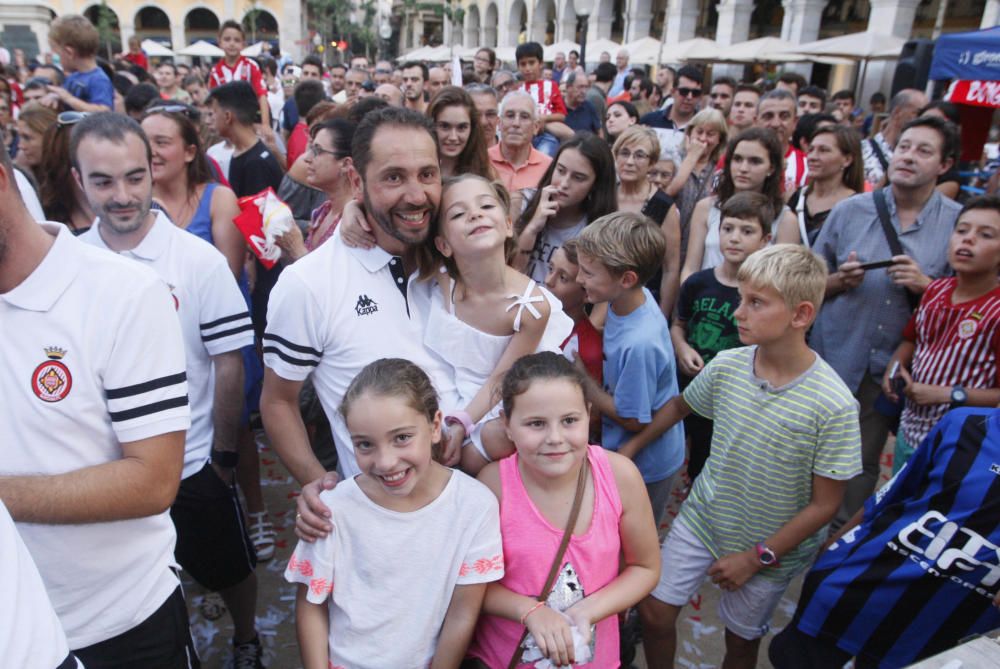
left=558, top=0, right=578, bottom=42
left=714, top=0, right=753, bottom=78
left=863, top=0, right=919, bottom=103
left=170, top=20, right=185, bottom=51
left=982, top=0, right=1000, bottom=27
left=782, top=0, right=825, bottom=79
left=624, top=0, right=653, bottom=42
left=663, top=0, right=699, bottom=46
left=281, top=0, right=304, bottom=59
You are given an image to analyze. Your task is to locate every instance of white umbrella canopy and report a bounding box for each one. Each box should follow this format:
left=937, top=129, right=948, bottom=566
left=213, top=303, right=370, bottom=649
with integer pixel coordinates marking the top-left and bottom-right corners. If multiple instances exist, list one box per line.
left=141, top=39, right=175, bottom=58
left=544, top=40, right=580, bottom=61
left=584, top=37, right=623, bottom=61
left=657, top=37, right=723, bottom=63
left=423, top=45, right=454, bottom=61
left=778, top=31, right=906, bottom=60
left=624, top=36, right=662, bottom=65
left=718, top=36, right=854, bottom=65
left=241, top=41, right=270, bottom=57
left=494, top=45, right=518, bottom=64
left=177, top=40, right=224, bottom=58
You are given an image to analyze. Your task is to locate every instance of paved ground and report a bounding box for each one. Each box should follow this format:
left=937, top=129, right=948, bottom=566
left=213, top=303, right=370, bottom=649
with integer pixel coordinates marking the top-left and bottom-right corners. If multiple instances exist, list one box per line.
left=188, top=436, right=896, bottom=668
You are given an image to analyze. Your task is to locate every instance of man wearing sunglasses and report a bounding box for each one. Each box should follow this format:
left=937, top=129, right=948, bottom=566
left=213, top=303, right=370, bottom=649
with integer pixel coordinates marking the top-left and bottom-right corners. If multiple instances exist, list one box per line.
left=640, top=64, right=704, bottom=158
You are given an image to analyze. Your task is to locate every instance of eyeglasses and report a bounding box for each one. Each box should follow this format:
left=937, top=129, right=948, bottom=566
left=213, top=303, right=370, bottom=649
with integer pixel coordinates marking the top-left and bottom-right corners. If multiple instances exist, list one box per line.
left=677, top=87, right=702, bottom=98
left=307, top=143, right=343, bottom=159
left=144, top=103, right=200, bottom=121
left=57, top=111, right=89, bottom=127
left=616, top=148, right=651, bottom=163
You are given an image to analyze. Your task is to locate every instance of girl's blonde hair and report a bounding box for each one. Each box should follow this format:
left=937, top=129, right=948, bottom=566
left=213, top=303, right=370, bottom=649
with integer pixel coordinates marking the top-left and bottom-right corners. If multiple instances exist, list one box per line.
left=737, top=244, right=828, bottom=312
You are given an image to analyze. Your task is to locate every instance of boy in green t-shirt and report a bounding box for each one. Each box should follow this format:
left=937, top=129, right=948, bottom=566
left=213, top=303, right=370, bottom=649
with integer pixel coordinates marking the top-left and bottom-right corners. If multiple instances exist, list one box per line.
left=671, top=192, right=773, bottom=481
left=633, top=244, right=862, bottom=669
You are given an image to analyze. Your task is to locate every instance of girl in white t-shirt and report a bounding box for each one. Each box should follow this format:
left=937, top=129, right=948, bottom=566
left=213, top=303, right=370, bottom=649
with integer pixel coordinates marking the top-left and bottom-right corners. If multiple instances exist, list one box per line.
left=285, top=358, right=504, bottom=669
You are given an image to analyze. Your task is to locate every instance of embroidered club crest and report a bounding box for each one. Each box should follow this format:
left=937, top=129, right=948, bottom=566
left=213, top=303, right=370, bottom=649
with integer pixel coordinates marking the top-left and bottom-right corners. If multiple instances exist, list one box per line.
left=958, top=318, right=978, bottom=339
left=32, top=347, right=72, bottom=402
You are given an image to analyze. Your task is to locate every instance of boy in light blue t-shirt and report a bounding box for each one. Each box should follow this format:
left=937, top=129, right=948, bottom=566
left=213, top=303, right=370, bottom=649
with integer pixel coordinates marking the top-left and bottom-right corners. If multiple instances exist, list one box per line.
left=576, top=212, right=684, bottom=526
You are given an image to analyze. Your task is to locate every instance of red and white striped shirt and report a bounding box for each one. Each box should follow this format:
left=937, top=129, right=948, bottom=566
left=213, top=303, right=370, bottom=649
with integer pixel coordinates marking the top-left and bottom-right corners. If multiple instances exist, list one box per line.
left=521, top=79, right=567, bottom=119
left=783, top=145, right=807, bottom=195
left=208, top=56, right=266, bottom=98
left=901, top=277, right=1000, bottom=446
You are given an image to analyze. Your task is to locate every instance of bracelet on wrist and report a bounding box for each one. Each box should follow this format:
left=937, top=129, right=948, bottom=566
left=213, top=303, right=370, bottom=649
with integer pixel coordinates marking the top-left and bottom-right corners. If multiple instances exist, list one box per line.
left=520, top=601, right=546, bottom=626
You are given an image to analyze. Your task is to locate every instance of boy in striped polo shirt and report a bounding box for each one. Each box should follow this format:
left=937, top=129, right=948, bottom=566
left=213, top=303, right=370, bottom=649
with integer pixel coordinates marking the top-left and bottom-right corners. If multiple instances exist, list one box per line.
left=632, top=244, right=862, bottom=669
left=882, top=195, right=1000, bottom=472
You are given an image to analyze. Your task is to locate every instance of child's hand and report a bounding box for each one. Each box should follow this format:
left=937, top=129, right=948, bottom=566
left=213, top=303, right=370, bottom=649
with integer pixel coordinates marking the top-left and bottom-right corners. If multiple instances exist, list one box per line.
left=339, top=200, right=376, bottom=249
left=677, top=346, right=705, bottom=377
left=294, top=472, right=340, bottom=542
left=524, top=604, right=576, bottom=666
left=440, top=423, right=465, bottom=467
left=904, top=382, right=949, bottom=406
left=707, top=550, right=761, bottom=591
left=881, top=364, right=911, bottom=402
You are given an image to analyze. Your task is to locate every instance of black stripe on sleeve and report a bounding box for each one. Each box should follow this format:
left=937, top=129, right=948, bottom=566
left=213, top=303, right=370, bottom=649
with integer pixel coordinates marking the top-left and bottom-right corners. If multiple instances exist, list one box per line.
left=106, top=372, right=187, bottom=400
left=201, top=312, right=251, bottom=330
left=262, top=346, right=320, bottom=367
left=262, top=333, right=322, bottom=358
left=108, top=395, right=189, bottom=422
left=202, top=323, right=254, bottom=342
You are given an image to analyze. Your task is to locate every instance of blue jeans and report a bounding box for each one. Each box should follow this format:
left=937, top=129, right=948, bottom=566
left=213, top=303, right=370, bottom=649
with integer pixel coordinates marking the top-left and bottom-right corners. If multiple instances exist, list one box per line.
left=532, top=131, right=560, bottom=157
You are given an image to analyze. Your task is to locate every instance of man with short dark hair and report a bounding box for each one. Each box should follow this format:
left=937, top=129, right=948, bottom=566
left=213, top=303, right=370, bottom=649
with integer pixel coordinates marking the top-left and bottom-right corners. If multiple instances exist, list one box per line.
left=811, top=116, right=962, bottom=529
left=797, top=85, right=826, bottom=116
left=427, top=66, right=448, bottom=97
left=74, top=111, right=264, bottom=669
left=400, top=61, right=429, bottom=114
left=262, top=106, right=460, bottom=487
left=328, top=63, right=347, bottom=97
left=708, top=76, right=736, bottom=117
left=728, top=83, right=760, bottom=133
left=641, top=64, right=704, bottom=157
left=1, top=114, right=196, bottom=668
left=831, top=89, right=855, bottom=120
left=776, top=71, right=807, bottom=95
left=588, top=61, right=616, bottom=122
left=467, top=83, right=500, bottom=147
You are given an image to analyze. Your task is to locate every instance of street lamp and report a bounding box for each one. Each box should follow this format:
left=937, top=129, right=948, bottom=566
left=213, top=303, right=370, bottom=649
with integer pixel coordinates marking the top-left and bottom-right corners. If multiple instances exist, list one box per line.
left=575, top=0, right=593, bottom=70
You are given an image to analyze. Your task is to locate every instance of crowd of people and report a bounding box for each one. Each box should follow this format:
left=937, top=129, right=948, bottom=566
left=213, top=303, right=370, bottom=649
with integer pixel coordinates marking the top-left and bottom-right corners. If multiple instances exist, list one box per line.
left=3, top=10, right=1000, bottom=669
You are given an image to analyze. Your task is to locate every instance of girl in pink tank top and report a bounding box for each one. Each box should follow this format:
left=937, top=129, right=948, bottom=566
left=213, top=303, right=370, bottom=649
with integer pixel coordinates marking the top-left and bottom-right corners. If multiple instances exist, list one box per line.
left=469, top=352, right=662, bottom=668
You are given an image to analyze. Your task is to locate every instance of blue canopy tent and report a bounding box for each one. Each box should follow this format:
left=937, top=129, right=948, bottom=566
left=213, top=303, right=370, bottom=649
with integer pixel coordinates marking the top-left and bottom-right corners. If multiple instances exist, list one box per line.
left=929, top=26, right=1000, bottom=82
left=929, top=26, right=999, bottom=185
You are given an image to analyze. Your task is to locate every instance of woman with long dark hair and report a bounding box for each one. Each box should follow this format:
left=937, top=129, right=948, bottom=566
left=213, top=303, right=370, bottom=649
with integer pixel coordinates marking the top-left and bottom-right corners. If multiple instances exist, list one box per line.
left=38, top=112, right=95, bottom=233
left=427, top=86, right=494, bottom=179
left=681, top=127, right=796, bottom=281
left=515, top=133, right=617, bottom=283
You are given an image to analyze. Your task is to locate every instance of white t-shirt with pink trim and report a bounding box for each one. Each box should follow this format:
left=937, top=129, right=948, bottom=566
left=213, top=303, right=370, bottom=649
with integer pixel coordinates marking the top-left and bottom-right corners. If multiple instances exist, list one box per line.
left=285, top=470, right=503, bottom=669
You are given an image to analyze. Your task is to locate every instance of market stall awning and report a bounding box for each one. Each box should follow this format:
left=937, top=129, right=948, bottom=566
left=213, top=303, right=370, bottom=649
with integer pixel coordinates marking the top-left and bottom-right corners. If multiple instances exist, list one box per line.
left=930, top=26, right=1000, bottom=81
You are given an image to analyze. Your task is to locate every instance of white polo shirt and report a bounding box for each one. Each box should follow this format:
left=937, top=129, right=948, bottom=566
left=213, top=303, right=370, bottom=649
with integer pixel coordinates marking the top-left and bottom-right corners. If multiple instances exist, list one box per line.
left=82, top=212, right=255, bottom=479
left=264, top=227, right=458, bottom=477
left=1, top=223, right=190, bottom=649
left=0, top=501, right=80, bottom=669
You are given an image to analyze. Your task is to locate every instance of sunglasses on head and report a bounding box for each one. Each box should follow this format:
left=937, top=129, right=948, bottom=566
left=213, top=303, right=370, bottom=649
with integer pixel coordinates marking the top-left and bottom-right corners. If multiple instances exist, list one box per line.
left=144, top=103, right=201, bottom=122
left=57, top=111, right=89, bottom=127
left=677, top=87, right=702, bottom=98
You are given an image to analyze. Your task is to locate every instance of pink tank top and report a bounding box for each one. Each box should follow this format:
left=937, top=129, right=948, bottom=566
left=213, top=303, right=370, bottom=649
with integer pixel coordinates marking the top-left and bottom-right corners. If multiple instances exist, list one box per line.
left=470, top=445, right=624, bottom=668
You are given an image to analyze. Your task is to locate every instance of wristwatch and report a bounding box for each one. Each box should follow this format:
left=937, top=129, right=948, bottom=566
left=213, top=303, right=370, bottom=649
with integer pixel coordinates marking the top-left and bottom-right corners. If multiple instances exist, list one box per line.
left=755, top=542, right=780, bottom=567
left=950, top=386, right=968, bottom=409
left=211, top=448, right=240, bottom=468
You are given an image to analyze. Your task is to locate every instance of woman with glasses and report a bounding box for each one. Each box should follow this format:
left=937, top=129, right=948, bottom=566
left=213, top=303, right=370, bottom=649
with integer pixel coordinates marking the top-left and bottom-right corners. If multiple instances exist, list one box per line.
left=274, top=118, right=356, bottom=262
left=473, top=48, right=496, bottom=83
left=38, top=111, right=95, bottom=233
left=426, top=86, right=493, bottom=180
left=612, top=125, right=682, bottom=315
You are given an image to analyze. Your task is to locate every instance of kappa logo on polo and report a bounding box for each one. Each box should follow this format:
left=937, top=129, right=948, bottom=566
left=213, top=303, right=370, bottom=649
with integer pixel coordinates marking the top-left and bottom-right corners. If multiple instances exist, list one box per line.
left=355, top=294, right=378, bottom=316
left=31, top=346, right=73, bottom=403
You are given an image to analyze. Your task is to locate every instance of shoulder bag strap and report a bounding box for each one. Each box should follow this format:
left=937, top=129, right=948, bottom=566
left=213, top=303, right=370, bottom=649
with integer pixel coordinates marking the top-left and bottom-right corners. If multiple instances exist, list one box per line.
left=873, top=189, right=919, bottom=311
left=869, top=138, right=889, bottom=173
left=796, top=188, right=809, bottom=247
left=507, top=458, right=591, bottom=669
